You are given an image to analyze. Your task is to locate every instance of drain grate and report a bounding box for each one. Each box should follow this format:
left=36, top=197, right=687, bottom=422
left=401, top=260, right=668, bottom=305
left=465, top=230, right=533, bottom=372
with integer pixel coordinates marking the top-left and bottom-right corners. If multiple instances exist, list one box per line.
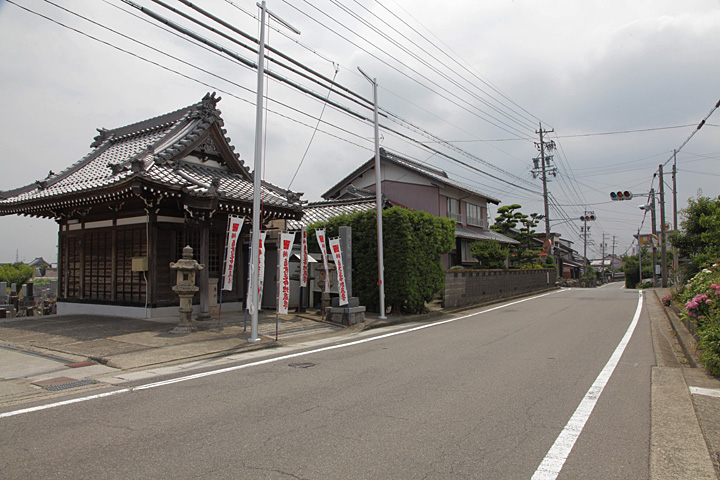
left=288, top=362, right=315, bottom=368
left=43, top=379, right=99, bottom=391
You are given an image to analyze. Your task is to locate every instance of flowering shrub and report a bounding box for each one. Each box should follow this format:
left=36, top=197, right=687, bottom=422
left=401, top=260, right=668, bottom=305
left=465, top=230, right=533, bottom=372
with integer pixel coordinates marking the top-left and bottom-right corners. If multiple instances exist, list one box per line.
left=661, top=294, right=672, bottom=307
left=674, top=264, right=720, bottom=376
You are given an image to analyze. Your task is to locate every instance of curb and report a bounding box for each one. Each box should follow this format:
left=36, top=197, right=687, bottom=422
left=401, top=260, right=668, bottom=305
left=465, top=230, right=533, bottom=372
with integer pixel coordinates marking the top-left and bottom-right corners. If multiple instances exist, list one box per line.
left=654, top=290, right=700, bottom=368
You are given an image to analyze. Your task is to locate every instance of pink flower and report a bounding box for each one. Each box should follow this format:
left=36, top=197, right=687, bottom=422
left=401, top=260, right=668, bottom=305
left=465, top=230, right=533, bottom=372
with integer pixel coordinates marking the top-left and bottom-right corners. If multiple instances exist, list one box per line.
left=706, top=299, right=712, bottom=305
left=686, top=300, right=699, bottom=310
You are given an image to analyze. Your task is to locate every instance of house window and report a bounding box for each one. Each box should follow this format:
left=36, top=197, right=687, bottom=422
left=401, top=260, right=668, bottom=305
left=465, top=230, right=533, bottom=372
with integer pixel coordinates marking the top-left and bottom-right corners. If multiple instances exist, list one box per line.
left=447, top=198, right=461, bottom=222
left=466, top=203, right=484, bottom=228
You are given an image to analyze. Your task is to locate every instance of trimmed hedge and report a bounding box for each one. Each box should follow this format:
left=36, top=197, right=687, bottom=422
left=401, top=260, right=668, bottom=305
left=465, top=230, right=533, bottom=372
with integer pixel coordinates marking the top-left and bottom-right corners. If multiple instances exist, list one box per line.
left=308, top=207, right=455, bottom=314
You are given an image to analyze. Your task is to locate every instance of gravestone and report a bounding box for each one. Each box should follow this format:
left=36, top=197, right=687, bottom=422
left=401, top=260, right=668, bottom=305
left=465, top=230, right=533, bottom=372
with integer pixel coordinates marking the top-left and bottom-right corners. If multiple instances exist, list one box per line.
left=0, top=282, right=7, bottom=303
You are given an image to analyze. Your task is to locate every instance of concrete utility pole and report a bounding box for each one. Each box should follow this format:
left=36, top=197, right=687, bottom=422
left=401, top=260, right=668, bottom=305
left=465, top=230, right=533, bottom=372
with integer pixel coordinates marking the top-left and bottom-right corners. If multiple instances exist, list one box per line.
left=358, top=67, right=386, bottom=320
left=659, top=164, right=668, bottom=287
left=249, top=2, right=300, bottom=342
left=534, top=124, right=556, bottom=253
left=638, top=228, right=642, bottom=285
left=582, top=218, right=588, bottom=271
left=650, top=188, right=658, bottom=288
left=672, top=150, right=679, bottom=285
left=601, top=233, right=607, bottom=279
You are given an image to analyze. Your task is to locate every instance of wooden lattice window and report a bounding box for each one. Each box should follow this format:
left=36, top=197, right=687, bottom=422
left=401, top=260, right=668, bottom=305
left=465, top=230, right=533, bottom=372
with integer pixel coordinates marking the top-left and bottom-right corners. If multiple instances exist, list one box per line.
left=83, top=231, right=112, bottom=300
left=176, top=228, right=222, bottom=277
left=62, top=236, right=81, bottom=298
left=116, top=227, right=147, bottom=302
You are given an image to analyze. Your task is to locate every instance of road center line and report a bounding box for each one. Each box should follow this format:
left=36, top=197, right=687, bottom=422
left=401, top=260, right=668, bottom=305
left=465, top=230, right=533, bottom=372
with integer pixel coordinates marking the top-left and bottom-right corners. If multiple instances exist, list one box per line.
left=531, top=290, right=644, bottom=480
left=1, top=289, right=564, bottom=419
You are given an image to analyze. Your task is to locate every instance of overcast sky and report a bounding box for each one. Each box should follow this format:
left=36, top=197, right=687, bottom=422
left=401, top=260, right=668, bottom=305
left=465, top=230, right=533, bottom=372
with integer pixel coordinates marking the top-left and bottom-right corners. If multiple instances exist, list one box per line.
left=1, top=0, right=718, bottom=264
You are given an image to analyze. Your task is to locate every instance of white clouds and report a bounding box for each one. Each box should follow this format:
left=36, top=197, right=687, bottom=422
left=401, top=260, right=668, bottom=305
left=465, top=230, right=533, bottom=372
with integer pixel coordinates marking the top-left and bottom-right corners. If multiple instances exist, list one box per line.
left=0, top=0, right=718, bottom=261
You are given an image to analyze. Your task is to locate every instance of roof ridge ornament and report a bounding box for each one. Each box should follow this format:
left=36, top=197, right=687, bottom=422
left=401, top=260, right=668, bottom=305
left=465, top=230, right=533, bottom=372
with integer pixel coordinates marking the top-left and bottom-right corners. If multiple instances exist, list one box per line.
left=190, top=92, right=221, bottom=120
left=90, top=128, right=113, bottom=148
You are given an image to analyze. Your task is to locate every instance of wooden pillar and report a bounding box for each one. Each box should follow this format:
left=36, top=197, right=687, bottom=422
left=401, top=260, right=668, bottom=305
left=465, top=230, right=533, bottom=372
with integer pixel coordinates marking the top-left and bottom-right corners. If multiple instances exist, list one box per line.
left=197, top=219, right=211, bottom=320
left=111, top=216, right=117, bottom=302
left=146, top=212, right=157, bottom=308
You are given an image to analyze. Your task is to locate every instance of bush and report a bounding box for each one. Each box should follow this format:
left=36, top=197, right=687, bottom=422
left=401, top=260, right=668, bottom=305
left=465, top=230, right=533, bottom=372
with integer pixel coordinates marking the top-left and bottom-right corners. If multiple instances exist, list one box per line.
left=674, top=264, right=720, bottom=376
left=308, top=207, right=455, bottom=314
left=622, top=248, right=653, bottom=289
left=469, top=240, right=508, bottom=269
left=699, top=320, right=720, bottom=377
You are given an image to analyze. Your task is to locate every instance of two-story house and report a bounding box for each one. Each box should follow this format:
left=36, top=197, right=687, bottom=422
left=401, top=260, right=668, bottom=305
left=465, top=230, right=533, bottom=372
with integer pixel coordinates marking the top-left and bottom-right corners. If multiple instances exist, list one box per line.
left=322, top=148, right=518, bottom=268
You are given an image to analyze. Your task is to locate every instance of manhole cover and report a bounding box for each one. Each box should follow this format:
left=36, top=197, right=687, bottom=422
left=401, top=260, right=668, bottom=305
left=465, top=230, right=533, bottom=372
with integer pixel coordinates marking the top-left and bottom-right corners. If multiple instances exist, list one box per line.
left=288, top=362, right=315, bottom=368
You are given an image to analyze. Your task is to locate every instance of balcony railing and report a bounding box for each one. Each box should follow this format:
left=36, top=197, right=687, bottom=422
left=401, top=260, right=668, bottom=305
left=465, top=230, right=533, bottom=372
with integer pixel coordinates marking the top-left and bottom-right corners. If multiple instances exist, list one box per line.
left=467, top=217, right=487, bottom=229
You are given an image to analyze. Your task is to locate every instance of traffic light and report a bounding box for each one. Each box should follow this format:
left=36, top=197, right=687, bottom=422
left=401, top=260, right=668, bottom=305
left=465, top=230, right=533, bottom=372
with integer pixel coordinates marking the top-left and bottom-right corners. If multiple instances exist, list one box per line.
left=610, top=191, right=633, bottom=201
left=580, top=214, right=596, bottom=221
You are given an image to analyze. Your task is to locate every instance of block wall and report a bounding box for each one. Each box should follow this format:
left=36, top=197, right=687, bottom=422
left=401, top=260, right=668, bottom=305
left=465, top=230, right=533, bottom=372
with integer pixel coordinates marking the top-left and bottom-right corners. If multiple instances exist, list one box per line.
left=444, top=269, right=557, bottom=308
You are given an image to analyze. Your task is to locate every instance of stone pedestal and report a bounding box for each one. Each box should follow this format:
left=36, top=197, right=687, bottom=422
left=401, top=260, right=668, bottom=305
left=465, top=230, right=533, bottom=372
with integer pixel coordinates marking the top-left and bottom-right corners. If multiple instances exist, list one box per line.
left=325, top=297, right=365, bottom=325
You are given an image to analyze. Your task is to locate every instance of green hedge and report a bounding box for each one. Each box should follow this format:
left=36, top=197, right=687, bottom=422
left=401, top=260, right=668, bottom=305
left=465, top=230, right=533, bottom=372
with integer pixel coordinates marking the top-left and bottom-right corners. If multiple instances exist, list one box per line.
left=308, top=207, right=455, bottom=314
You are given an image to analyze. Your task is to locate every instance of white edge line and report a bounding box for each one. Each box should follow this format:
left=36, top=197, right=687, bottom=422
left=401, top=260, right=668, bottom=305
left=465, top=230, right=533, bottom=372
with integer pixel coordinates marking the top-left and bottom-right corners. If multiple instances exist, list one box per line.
left=531, top=290, right=644, bottom=480
left=0, top=389, right=130, bottom=419
left=1, top=289, right=565, bottom=419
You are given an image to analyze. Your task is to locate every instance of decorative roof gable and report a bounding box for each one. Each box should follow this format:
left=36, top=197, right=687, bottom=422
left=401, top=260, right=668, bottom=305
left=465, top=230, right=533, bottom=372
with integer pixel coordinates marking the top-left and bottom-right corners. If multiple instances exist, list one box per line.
left=0, top=93, right=301, bottom=218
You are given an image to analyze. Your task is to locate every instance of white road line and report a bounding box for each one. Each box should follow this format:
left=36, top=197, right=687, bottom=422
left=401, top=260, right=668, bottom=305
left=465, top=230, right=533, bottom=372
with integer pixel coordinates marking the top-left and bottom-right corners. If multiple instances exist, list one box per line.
left=531, top=290, right=644, bottom=480
left=0, top=389, right=130, bottom=419
left=0, top=289, right=564, bottom=419
left=690, top=386, right=720, bottom=398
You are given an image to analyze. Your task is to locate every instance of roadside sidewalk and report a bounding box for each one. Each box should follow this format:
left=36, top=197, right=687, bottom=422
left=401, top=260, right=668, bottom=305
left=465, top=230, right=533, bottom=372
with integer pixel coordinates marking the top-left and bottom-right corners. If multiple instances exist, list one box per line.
left=0, top=310, right=347, bottom=406
left=649, top=288, right=720, bottom=479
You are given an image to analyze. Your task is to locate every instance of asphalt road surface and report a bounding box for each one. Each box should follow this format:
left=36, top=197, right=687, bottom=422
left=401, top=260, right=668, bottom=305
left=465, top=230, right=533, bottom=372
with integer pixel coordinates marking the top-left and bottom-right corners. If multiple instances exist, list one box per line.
left=1, top=284, right=654, bottom=479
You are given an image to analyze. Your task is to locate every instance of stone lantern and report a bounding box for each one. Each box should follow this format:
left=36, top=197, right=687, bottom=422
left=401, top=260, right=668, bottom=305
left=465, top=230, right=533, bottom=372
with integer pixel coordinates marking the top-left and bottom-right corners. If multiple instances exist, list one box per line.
left=169, top=245, right=204, bottom=333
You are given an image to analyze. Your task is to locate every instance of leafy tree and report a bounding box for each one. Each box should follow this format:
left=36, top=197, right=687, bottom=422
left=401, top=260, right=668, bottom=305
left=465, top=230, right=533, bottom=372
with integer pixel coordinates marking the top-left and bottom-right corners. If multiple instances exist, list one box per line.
left=490, top=205, right=543, bottom=268
left=622, top=248, right=653, bottom=288
left=490, top=204, right=524, bottom=236
left=470, top=240, right=508, bottom=269
left=669, top=194, right=720, bottom=281
left=0, top=262, right=35, bottom=286
left=308, top=207, right=455, bottom=314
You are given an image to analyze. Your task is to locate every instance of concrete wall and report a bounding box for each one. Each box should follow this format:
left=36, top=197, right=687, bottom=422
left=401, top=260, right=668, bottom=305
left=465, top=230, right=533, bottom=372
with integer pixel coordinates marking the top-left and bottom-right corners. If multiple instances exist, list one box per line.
left=444, top=268, right=557, bottom=308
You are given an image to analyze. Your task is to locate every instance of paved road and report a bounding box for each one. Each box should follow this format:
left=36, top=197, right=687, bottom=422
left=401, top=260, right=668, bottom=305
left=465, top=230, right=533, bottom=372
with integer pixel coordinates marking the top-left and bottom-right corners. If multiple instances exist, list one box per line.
left=1, top=285, right=656, bottom=479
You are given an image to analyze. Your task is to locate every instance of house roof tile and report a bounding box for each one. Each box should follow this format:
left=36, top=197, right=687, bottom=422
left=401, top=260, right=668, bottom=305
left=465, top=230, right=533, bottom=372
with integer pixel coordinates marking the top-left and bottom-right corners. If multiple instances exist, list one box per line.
left=0, top=93, right=300, bottom=217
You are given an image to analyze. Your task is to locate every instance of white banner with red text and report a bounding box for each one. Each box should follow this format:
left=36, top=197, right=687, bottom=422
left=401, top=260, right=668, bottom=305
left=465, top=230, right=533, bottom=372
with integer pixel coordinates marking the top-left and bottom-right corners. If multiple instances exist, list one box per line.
left=277, top=232, right=296, bottom=314
left=328, top=237, right=348, bottom=306
left=222, top=215, right=245, bottom=291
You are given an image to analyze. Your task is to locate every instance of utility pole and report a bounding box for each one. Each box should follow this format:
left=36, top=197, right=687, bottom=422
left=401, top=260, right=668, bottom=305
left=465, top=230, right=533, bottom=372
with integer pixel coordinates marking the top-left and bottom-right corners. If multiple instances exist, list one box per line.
left=358, top=67, right=386, bottom=320
left=638, top=227, right=642, bottom=285
left=249, top=2, right=300, bottom=342
left=650, top=188, right=658, bottom=287
left=601, top=232, right=607, bottom=280
left=612, top=235, right=617, bottom=280
left=533, top=123, right=557, bottom=260
left=672, top=150, right=679, bottom=286
left=659, top=164, right=668, bottom=287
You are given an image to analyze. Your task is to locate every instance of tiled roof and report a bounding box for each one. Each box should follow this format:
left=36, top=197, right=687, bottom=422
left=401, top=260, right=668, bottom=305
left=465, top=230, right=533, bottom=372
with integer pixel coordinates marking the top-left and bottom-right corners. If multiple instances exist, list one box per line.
left=455, top=225, right=520, bottom=245
left=0, top=93, right=300, bottom=217
left=322, top=148, right=500, bottom=204
left=286, top=197, right=380, bottom=231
